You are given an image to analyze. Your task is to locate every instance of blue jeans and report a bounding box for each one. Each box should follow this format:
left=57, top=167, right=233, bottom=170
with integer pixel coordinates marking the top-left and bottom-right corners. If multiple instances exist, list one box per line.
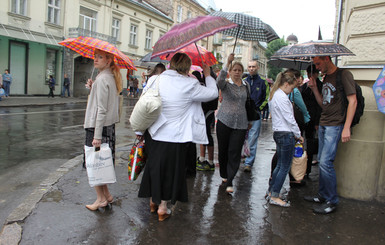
left=245, top=111, right=262, bottom=167
left=318, top=125, right=343, bottom=204
left=3, top=81, right=10, bottom=96
left=269, top=131, right=295, bottom=198
left=62, top=86, right=70, bottom=97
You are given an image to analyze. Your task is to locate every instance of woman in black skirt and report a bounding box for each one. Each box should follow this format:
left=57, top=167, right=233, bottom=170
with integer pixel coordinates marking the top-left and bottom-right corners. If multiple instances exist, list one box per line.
left=137, top=53, right=218, bottom=221
left=83, top=49, right=122, bottom=211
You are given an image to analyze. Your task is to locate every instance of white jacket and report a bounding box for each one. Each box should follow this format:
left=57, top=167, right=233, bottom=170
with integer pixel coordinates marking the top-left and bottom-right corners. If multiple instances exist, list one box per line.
left=146, top=69, right=218, bottom=144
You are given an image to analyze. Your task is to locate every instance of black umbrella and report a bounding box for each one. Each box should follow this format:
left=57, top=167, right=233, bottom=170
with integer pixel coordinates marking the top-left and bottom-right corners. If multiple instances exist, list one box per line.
left=268, top=57, right=311, bottom=70
left=271, top=41, right=355, bottom=59
left=210, top=11, right=279, bottom=43
left=140, top=52, right=167, bottom=63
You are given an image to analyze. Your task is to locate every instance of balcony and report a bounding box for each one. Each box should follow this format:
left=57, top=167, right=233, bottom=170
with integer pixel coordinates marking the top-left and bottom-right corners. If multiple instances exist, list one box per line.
left=68, top=28, right=117, bottom=45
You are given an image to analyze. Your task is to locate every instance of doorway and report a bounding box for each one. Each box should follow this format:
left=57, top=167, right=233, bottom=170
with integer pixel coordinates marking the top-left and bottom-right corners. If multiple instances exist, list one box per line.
left=9, top=41, right=28, bottom=95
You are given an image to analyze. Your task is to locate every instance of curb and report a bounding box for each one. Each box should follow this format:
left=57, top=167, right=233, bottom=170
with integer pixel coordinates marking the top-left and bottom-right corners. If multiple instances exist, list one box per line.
left=0, top=142, right=132, bottom=245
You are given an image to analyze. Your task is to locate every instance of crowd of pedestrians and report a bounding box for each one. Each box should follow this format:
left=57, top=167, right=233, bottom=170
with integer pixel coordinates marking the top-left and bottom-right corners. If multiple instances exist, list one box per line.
left=82, top=51, right=357, bottom=221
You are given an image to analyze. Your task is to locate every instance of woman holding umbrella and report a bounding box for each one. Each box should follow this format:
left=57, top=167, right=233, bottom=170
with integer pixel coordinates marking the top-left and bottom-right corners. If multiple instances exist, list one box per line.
left=83, top=48, right=122, bottom=211
left=216, top=53, right=249, bottom=194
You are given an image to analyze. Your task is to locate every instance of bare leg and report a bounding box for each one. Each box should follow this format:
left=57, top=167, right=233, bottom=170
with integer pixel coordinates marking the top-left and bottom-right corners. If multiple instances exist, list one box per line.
left=207, top=145, right=214, bottom=162
left=86, top=185, right=108, bottom=210
left=200, top=145, right=206, bottom=158
left=102, top=185, right=113, bottom=203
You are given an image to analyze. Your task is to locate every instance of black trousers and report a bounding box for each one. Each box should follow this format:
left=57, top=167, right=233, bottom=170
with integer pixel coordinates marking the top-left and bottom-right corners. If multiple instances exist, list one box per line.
left=216, top=120, right=247, bottom=187
left=304, top=121, right=318, bottom=174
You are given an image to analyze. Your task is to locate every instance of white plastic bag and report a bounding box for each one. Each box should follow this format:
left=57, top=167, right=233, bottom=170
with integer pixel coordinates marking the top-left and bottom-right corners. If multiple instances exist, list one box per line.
left=241, top=138, right=250, bottom=158
left=129, top=75, right=162, bottom=132
left=84, top=143, right=116, bottom=187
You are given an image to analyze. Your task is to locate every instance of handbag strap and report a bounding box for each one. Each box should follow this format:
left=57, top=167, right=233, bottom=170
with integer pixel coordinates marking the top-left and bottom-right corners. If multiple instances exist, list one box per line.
left=246, top=82, right=251, bottom=99
left=142, top=75, right=161, bottom=96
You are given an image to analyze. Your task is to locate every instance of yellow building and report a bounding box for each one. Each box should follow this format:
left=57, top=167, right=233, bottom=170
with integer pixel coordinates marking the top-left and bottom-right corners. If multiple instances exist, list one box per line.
left=333, top=0, right=385, bottom=202
left=0, top=0, right=174, bottom=96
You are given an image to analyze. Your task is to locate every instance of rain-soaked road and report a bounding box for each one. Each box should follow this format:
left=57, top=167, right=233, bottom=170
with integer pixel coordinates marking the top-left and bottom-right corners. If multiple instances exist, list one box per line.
left=0, top=100, right=137, bottom=227
left=1, top=99, right=385, bottom=244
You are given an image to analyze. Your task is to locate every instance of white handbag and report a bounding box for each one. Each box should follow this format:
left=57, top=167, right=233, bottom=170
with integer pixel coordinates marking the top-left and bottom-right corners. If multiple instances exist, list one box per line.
left=84, top=143, right=116, bottom=187
left=129, top=75, right=162, bottom=132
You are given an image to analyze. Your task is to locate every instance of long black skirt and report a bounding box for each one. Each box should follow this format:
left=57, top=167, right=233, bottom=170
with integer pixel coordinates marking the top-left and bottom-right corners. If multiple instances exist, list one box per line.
left=138, top=132, right=189, bottom=205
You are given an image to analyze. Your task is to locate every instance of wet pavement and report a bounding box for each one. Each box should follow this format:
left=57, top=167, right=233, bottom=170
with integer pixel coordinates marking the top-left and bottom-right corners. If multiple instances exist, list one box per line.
left=1, top=97, right=385, bottom=245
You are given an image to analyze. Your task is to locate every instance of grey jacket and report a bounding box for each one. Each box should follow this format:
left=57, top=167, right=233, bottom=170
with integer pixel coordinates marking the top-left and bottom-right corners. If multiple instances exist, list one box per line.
left=83, top=68, right=119, bottom=139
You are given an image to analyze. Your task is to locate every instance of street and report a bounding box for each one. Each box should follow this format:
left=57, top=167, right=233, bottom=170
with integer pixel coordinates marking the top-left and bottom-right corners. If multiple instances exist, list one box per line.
left=0, top=100, right=136, bottom=227
left=0, top=98, right=384, bottom=245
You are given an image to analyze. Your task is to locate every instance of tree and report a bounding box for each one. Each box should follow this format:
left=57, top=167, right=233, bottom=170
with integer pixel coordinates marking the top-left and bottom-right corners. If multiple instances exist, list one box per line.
left=265, top=38, right=288, bottom=81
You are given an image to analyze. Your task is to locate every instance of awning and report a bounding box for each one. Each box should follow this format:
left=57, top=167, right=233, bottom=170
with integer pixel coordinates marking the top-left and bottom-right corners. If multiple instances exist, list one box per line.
left=0, top=25, right=61, bottom=47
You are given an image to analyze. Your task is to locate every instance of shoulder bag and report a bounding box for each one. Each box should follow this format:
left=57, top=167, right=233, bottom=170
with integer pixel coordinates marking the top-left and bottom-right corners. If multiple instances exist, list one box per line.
left=245, top=83, right=260, bottom=121
left=129, top=75, right=162, bottom=132
left=290, top=92, right=305, bottom=129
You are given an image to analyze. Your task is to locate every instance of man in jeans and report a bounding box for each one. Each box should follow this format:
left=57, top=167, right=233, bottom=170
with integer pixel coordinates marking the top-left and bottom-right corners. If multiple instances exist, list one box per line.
left=243, top=60, right=269, bottom=172
left=306, top=56, right=357, bottom=214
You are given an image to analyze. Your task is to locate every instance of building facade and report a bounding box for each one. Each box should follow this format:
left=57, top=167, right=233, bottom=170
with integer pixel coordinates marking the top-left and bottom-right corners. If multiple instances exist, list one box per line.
left=333, top=0, right=385, bottom=202
left=0, top=0, right=64, bottom=96
left=0, top=0, right=173, bottom=96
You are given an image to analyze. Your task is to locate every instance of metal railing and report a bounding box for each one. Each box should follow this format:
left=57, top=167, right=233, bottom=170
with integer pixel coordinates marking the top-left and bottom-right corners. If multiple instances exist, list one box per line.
left=68, top=28, right=117, bottom=44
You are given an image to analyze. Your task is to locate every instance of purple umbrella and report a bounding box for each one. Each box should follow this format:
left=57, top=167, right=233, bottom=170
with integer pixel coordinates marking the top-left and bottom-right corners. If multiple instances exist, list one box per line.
left=151, top=15, right=237, bottom=58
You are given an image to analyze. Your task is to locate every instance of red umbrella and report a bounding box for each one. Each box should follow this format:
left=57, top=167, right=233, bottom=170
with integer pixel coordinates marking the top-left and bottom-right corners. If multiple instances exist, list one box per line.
left=159, top=43, right=218, bottom=66
left=151, top=15, right=237, bottom=58
left=59, top=36, right=136, bottom=70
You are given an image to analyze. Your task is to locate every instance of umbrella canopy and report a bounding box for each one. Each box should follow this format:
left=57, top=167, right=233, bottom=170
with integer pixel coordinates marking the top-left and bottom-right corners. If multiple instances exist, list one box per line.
left=271, top=41, right=355, bottom=59
left=151, top=15, right=237, bottom=58
left=140, top=52, right=168, bottom=63
left=373, top=66, right=385, bottom=114
left=159, top=43, right=218, bottom=67
left=59, top=36, right=136, bottom=70
left=268, top=57, right=311, bottom=70
left=210, top=11, right=279, bottom=43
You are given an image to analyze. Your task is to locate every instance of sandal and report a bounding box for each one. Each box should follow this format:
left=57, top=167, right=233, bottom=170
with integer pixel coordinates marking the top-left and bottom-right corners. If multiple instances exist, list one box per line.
left=158, top=209, right=171, bottom=221
left=269, top=198, right=290, bottom=207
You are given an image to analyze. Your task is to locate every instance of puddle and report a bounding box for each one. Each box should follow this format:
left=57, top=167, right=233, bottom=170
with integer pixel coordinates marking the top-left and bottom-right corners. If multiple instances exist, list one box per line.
left=42, top=189, right=63, bottom=202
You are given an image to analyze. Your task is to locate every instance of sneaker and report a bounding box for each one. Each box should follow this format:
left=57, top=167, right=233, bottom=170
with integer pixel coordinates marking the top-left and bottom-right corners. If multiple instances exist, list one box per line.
left=304, top=194, right=326, bottom=203
left=313, top=202, right=337, bottom=214
left=207, top=162, right=215, bottom=171
left=244, top=165, right=251, bottom=172
left=196, top=160, right=210, bottom=171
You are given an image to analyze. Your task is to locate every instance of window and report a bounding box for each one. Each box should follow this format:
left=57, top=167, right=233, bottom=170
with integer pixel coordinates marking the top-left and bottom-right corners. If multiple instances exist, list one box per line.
left=48, top=0, right=60, bottom=25
left=145, top=29, right=153, bottom=49
left=79, top=7, right=97, bottom=32
left=12, top=0, right=27, bottom=15
left=130, top=24, right=137, bottom=46
left=187, top=11, right=192, bottom=20
left=46, top=49, right=57, bottom=84
left=112, top=18, right=120, bottom=40
left=235, top=45, right=241, bottom=54
left=177, top=5, right=183, bottom=23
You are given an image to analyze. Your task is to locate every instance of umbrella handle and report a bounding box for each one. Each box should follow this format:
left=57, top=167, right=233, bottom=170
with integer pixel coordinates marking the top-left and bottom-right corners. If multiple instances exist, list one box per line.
left=194, top=42, right=204, bottom=68
left=232, top=27, right=240, bottom=53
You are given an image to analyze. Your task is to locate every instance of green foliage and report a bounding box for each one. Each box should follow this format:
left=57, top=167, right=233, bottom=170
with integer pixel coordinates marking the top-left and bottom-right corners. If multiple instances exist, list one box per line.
left=265, top=38, right=288, bottom=81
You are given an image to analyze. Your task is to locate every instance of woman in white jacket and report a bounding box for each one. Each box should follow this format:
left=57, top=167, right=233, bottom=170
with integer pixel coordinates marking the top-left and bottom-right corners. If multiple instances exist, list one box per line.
left=138, top=53, right=218, bottom=221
